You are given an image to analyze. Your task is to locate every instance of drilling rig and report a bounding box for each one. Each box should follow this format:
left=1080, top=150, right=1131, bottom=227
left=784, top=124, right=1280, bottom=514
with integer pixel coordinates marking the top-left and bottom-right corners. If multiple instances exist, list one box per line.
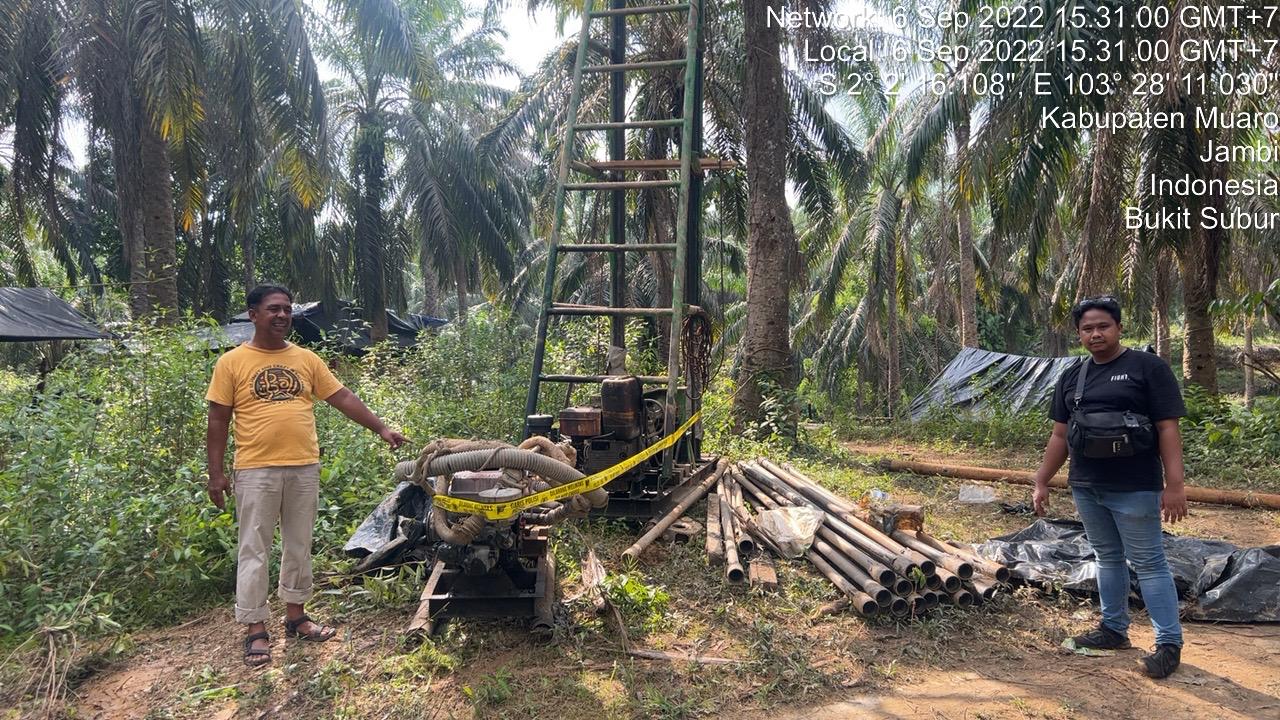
left=346, top=0, right=727, bottom=631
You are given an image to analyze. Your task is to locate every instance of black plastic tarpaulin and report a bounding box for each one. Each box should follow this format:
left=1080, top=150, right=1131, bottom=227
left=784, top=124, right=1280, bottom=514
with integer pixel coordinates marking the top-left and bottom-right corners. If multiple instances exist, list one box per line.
left=909, top=347, right=1081, bottom=420
left=971, top=519, right=1280, bottom=622
left=229, top=297, right=445, bottom=353
left=0, top=287, right=109, bottom=341
left=230, top=300, right=446, bottom=354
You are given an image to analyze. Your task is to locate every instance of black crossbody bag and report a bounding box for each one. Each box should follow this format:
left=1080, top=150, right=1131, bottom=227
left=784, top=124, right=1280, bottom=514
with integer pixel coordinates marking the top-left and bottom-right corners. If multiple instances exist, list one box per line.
left=1067, top=357, right=1157, bottom=459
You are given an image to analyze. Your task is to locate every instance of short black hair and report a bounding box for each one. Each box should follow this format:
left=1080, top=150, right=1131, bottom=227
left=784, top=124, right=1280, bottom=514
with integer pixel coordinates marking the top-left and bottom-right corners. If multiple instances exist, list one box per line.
left=247, top=284, right=293, bottom=309
left=1072, top=295, right=1122, bottom=328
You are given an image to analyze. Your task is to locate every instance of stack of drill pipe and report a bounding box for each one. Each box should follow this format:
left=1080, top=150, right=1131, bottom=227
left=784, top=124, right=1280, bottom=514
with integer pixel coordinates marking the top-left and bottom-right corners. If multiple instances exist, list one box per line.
left=773, top=459, right=1014, bottom=603
left=736, top=464, right=891, bottom=617
left=900, top=530, right=1011, bottom=601
left=757, top=459, right=937, bottom=576
left=742, top=459, right=1013, bottom=619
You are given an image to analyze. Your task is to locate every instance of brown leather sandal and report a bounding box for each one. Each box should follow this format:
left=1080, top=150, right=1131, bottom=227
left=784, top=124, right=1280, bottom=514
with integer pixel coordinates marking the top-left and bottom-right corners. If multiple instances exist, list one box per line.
left=283, top=614, right=336, bottom=642
left=243, top=631, right=271, bottom=666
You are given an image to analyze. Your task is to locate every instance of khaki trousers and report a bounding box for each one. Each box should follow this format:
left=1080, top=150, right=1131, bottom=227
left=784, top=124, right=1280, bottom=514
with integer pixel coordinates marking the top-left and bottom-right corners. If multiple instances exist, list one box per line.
left=233, top=463, right=320, bottom=624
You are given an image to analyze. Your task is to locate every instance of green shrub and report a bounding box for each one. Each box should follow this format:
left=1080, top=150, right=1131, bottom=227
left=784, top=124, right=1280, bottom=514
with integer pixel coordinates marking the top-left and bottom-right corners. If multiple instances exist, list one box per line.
left=1181, top=388, right=1280, bottom=485
left=0, top=310, right=535, bottom=641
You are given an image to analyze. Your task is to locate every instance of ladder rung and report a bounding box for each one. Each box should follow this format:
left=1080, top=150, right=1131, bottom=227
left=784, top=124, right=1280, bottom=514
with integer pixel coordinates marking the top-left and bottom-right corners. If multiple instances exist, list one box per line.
left=559, top=243, right=676, bottom=252
left=575, top=119, right=683, bottom=131
left=569, top=160, right=604, bottom=177
left=584, top=59, right=688, bottom=73
left=581, top=158, right=736, bottom=172
left=590, top=3, right=689, bottom=18
left=540, top=374, right=670, bottom=384
left=565, top=180, right=679, bottom=190
left=549, top=304, right=673, bottom=317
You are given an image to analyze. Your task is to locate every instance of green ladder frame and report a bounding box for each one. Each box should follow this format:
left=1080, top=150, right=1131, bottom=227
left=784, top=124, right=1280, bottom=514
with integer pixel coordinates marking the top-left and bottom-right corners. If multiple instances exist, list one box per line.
left=524, top=0, right=705, bottom=480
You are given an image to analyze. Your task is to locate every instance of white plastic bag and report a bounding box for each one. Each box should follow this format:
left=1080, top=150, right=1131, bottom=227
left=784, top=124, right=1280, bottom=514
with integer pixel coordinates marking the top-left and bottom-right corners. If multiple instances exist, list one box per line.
left=756, top=506, right=824, bottom=558
left=957, top=484, right=997, bottom=504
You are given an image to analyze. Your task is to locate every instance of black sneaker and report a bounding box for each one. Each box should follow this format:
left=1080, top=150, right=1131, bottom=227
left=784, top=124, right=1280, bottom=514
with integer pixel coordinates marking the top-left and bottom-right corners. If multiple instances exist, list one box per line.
left=1142, top=644, right=1181, bottom=679
left=1071, top=625, right=1132, bottom=650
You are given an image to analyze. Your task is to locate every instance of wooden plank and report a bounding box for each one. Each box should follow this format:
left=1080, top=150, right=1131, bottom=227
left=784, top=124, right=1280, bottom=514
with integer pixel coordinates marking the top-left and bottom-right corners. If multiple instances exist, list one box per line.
left=406, top=559, right=447, bottom=635
left=748, top=557, right=778, bottom=592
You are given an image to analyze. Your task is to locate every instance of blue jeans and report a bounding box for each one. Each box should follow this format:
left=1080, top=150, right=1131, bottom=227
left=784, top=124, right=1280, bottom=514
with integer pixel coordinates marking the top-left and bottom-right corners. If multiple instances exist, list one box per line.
left=1071, top=486, right=1183, bottom=647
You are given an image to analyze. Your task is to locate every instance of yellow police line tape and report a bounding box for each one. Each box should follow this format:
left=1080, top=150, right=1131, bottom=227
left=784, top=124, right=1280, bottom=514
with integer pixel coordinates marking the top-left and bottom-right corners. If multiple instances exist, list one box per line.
left=430, top=411, right=702, bottom=520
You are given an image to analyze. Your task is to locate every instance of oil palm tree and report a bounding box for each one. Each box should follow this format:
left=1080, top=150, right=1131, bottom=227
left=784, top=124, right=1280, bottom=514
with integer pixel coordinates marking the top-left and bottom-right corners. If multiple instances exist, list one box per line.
left=321, top=2, right=528, bottom=338
left=1, top=0, right=327, bottom=321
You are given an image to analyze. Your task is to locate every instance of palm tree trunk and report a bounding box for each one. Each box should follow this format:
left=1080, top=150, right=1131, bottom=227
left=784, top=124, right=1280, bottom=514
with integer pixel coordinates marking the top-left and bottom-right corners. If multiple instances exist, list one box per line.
left=1244, top=311, right=1255, bottom=409
left=954, top=117, right=978, bottom=348
left=1181, top=220, right=1222, bottom=394
left=1077, top=128, right=1115, bottom=300
left=1153, top=251, right=1172, bottom=362
left=355, top=124, right=389, bottom=342
left=886, top=237, right=900, bottom=416
left=419, top=261, right=440, bottom=316
left=645, top=181, right=675, bottom=361
left=734, top=0, right=797, bottom=429
left=107, top=112, right=151, bottom=319
left=137, top=119, right=179, bottom=322
left=241, top=226, right=256, bottom=296
left=452, top=257, right=468, bottom=327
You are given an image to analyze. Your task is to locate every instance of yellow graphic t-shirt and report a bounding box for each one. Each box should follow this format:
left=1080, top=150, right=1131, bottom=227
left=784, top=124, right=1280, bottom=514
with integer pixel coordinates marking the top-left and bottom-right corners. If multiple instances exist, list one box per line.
left=205, top=342, right=344, bottom=469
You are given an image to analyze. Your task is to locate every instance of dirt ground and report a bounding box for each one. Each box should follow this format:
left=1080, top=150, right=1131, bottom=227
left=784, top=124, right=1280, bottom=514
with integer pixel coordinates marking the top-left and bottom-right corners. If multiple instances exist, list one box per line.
left=13, top=442, right=1280, bottom=720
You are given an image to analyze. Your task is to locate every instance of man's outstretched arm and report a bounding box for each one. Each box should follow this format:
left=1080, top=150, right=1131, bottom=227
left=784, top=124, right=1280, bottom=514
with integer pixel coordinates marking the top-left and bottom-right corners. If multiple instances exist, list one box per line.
left=324, top=388, right=407, bottom=449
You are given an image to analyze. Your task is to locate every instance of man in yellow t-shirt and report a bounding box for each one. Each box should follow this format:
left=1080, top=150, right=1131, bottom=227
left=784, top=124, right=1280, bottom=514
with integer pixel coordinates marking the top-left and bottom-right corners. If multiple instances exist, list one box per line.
left=206, top=284, right=406, bottom=667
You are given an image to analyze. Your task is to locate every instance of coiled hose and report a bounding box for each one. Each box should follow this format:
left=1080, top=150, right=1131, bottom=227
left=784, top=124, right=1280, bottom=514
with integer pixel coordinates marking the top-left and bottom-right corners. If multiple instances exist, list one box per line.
left=393, top=444, right=607, bottom=544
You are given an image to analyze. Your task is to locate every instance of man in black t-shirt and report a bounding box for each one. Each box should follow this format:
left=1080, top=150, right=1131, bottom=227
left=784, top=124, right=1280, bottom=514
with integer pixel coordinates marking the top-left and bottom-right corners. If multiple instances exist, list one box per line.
left=1031, top=296, right=1188, bottom=679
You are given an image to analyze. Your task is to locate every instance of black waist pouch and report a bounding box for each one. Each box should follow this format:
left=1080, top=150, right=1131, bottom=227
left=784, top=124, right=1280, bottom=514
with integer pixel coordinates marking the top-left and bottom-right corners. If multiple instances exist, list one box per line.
left=1068, top=410, right=1156, bottom=458
left=1067, top=359, right=1157, bottom=459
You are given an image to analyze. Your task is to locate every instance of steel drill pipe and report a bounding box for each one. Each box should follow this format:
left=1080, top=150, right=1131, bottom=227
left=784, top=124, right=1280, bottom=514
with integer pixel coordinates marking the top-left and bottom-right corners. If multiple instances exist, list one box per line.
left=740, top=464, right=916, bottom=579
left=735, top=470, right=827, bottom=561
left=726, top=477, right=756, bottom=555
left=906, top=592, right=928, bottom=615
left=806, top=550, right=879, bottom=616
left=816, top=526, right=897, bottom=587
left=717, top=484, right=746, bottom=584
left=717, top=475, right=750, bottom=561
left=624, top=458, right=727, bottom=561
left=887, top=594, right=910, bottom=617
left=970, top=576, right=999, bottom=600
left=932, top=566, right=963, bottom=593
left=758, top=460, right=937, bottom=576
left=812, top=538, right=893, bottom=606
left=741, top=462, right=920, bottom=578
left=725, top=469, right=790, bottom=559
left=922, top=590, right=941, bottom=609
left=766, top=461, right=940, bottom=576
left=923, top=573, right=942, bottom=590
left=892, top=530, right=974, bottom=580
left=937, top=537, right=1012, bottom=584
left=705, top=491, right=724, bottom=564
left=961, top=582, right=983, bottom=606
left=948, top=588, right=974, bottom=607
left=736, top=469, right=894, bottom=608
left=876, top=457, right=1280, bottom=511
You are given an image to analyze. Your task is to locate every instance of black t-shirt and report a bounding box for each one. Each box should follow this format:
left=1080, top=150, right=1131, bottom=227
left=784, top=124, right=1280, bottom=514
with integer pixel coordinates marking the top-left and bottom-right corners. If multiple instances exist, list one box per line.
left=1050, top=348, right=1187, bottom=491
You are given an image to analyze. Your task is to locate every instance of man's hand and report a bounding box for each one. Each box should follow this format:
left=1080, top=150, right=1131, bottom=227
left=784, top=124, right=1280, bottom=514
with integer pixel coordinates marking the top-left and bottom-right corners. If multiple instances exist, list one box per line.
left=1161, top=484, right=1188, bottom=523
left=208, top=472, right=231, bottom=510
left=379, top=427, right=408, bottom=450
left=1032, top=481, right=1050, bottom=516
